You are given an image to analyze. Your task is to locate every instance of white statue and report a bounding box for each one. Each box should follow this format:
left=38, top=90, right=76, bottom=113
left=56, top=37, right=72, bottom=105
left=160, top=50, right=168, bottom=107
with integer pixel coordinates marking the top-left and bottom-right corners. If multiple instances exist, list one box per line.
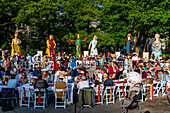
left=88, top=36, right=98, bottom=57
left=152, top=34, right=162, bottom=58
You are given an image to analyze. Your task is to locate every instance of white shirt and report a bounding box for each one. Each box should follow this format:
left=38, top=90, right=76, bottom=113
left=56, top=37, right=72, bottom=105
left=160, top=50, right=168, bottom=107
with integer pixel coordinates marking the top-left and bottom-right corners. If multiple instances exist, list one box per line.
left=77, top=80, right=89, bottom=92
left=54, top=71, right=61, bottom=82
left=98, top=73, right=103, bottom=82
left=132, top=56, right=138, bottom=61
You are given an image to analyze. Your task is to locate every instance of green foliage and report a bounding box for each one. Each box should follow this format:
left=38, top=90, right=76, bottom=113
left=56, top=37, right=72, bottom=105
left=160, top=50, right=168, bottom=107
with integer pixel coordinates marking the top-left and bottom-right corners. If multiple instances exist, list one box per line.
left=0, top=0, right=169, bottom=55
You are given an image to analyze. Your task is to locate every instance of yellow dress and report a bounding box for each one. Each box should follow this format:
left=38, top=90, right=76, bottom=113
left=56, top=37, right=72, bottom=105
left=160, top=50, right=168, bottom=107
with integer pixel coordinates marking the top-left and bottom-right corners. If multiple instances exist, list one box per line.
left=11, top=38, right=21, bottom=56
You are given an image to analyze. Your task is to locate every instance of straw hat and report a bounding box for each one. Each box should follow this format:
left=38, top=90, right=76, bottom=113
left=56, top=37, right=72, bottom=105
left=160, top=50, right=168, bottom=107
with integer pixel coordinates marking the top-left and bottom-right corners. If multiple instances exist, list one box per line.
left=57, top=71, right=68, bottom=79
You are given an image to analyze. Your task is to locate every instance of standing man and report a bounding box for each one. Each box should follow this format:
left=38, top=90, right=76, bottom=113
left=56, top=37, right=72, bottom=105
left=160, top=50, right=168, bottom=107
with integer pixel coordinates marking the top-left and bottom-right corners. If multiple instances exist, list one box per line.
left=46, top=35, right=56, bottom=57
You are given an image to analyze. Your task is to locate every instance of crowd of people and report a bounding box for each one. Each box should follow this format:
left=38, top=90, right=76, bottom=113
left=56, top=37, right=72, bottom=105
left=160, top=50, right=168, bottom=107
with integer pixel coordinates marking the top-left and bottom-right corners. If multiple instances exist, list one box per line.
left=0, top=50, right=170, bottom=108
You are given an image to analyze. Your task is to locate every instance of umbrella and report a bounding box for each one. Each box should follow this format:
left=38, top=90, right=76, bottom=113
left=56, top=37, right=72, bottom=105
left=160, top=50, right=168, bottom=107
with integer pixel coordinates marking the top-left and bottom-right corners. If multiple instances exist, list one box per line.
left=127, top=71, right=142, bottom=84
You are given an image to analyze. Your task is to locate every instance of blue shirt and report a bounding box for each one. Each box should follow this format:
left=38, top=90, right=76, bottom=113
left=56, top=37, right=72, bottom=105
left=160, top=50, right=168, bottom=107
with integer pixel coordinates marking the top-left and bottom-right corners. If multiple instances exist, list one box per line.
left=71, top=58, right=76, bottom=69
left=158, top=73, right=164, bottom=84
left=33, top=69, right=41, bottom=76
left=7, top=79, right=19, bottom=90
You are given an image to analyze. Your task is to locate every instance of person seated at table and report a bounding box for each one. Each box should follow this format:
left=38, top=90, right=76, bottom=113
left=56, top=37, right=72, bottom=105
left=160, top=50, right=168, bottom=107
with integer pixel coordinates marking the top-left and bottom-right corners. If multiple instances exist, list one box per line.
left=154, top=70, right=164, bottom=85
left=15, top=70, right=22, bottom=81
left=33, top=67, right=41, bottom=77
left=10, top=65, right=17, bottom=75
left=103, top=75, right=113, bottom=87
left=75, top=73, right=82, bottom=85
left=85, top=73, right=91, bottom=81
left=77, top=76, right=89, bottom=92
left=69, top=67, right=79, bottom=81
left=55, top=72, right=66, bottom=101
left=94, top=80, right=100, bottom=87
left=101, top=68, right=107, bottom=81
left=54, top=67, right=62, bottom=82
left=42, top=71, right=49, bottom=81
left=7, top=74, right=19, bottom=90
left=147, top=71, right=153, bottom=78
left=34, top=74, right=49, bottom=89
left=18, top=72, right=28, bottom=84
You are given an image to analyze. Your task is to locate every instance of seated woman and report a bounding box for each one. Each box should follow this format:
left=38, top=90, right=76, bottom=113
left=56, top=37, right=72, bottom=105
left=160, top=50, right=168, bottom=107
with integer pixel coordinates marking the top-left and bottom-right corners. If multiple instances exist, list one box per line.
left=18, top=72, right=28, bottom=84
left=42, top=71, right=49, bottom=81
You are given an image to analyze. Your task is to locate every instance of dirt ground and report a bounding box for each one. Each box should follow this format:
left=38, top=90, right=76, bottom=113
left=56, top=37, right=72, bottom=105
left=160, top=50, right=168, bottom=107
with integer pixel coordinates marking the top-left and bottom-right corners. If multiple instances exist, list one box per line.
left=138, top=95, right=170, bottom=113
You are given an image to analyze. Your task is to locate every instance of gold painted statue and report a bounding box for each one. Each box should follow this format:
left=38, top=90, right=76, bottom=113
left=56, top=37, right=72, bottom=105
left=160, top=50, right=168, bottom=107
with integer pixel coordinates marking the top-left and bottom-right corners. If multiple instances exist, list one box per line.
left=46, top=35, right=56, bottom=57
left=11, top=32, right=21, bottom=56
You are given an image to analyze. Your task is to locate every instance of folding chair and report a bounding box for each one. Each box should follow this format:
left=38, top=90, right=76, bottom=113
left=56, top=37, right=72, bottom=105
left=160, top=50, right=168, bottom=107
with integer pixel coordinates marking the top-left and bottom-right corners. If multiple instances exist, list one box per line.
left=116, top=83, right=127, bottom=101
left=103, top=86, right=115, bottom=105
left=153, top=81, right=161, bottom=97
left=142, top=84, right=152, bottom=101
left=94, top=85, right=104, bottom=105
left=161, top=81, right=167, bottom=97
left=34, top=88, right=47, bottom=109
left=168, top=79, right=170, bottom=94
left=54, top=89, right=67, bottom=109
left=20, top=87, right=33, bottom=107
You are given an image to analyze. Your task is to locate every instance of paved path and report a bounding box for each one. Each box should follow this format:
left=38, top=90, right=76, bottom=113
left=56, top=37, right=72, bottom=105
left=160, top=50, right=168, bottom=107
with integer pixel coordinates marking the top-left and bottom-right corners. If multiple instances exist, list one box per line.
left=0, top=100, right=141, bottom=113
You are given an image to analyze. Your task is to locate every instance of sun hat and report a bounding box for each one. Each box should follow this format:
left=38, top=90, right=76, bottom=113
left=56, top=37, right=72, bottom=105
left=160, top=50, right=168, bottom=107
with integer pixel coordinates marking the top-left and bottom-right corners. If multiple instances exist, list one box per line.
left=57, top=71, right=68, bottom=79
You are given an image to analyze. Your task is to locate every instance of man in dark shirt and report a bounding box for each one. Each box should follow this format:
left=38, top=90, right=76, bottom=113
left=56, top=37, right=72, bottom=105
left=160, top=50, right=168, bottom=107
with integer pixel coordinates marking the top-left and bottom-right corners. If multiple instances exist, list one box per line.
left=33, top=67, right=41, bottom=77
left=34, top=74, right=49, bottom=89
left=104, top=77, right=113, bottom=86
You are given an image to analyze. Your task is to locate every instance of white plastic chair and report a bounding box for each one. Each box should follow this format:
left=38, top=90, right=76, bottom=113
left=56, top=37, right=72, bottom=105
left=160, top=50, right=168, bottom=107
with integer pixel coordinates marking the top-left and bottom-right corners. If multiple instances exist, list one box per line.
left=34, top=88, right=47, bottom=109
left=54, top=89, right=67, bottom=109
left=142, top=84, right=152, bottom=102
left=116, top=83, right=127, bottom=101
left=94, top=85, right=104, bottom=105
left=20, top=87, right=33, bottom=107
left=153, top=81, right=161, bottom=97
left=161, top=81, right=167, bottom=97
left=103, top=86, right=115, bottom=105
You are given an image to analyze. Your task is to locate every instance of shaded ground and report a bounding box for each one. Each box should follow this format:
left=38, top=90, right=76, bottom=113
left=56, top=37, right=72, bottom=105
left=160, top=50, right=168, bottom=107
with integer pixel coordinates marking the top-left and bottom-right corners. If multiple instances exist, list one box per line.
left=0, top=95, right=169, bottom=113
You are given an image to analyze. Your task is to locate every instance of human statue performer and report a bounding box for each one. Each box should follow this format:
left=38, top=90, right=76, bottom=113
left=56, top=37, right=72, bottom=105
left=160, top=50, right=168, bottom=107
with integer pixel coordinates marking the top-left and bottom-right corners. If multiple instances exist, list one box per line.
left=46, top=35, right=56, bottom=57
left=71, top=34, right=88, bottom=57
left=124, top=33, right=135, bottom=56
left=11, top=32, right=21, bottom=56
left=152, top=33, right=162, bottom=58
left=88, top=35, right=98, bottom=57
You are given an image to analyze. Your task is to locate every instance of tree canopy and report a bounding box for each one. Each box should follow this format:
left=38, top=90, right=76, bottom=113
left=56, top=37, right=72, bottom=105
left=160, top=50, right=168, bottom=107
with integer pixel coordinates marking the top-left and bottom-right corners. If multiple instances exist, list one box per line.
left=0, top=0, right=169, bottom=55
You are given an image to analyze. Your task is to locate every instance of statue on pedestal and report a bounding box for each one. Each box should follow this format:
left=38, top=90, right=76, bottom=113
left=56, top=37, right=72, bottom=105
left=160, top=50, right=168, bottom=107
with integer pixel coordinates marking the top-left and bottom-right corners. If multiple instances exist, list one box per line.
left=11, top=32, right=21, bottom=56
left=88, top=35, right=98, bottom=57
left=152, top=34, right=162, bottom=58
left=46, top=35, right=56, bottom=57
left=124, top=33, right=135, bottom=56
left=71, top=34, right=87, bottom=57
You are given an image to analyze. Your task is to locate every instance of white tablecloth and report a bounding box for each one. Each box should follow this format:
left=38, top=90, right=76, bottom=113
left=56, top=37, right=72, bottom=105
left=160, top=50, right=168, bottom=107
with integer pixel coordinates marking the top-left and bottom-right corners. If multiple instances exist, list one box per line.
left=0, top=85, right=7, bottom=92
